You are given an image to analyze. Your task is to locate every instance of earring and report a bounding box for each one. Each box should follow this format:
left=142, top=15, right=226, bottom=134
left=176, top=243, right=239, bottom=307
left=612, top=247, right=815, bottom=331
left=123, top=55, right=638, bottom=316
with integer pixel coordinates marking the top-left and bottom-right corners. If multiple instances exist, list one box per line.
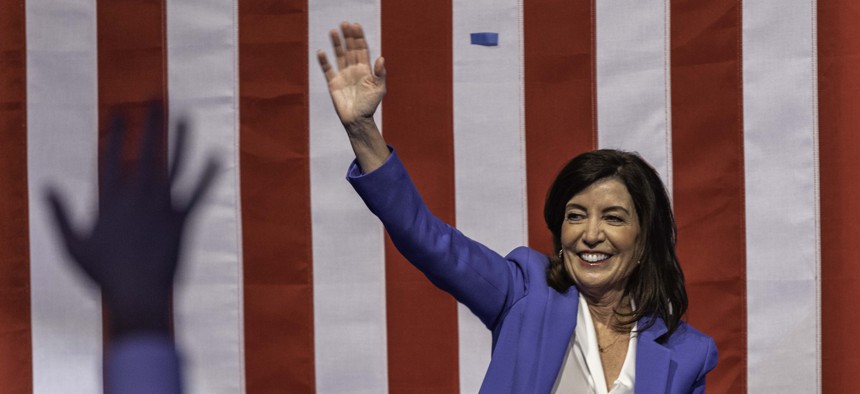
left=558, top=250, right=564, bottom=259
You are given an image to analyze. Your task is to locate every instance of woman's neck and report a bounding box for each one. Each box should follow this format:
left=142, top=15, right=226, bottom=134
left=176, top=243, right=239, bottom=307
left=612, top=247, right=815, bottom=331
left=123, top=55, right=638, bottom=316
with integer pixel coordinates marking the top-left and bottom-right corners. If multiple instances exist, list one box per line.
left=582, top=289, right=631, bottom=330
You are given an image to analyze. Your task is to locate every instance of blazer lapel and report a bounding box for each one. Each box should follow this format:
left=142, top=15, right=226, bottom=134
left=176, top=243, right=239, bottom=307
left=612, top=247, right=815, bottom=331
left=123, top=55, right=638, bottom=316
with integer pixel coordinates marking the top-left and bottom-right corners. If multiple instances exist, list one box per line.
left=634, top=316, right=671, bottom=393
left=537, top=287, right=580, bottom=392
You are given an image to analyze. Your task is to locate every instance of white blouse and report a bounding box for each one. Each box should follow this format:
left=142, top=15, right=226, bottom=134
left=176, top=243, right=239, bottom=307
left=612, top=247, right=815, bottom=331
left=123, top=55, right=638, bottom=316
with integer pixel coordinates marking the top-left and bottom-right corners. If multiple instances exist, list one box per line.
left=552, top=294, right=637, bottom=394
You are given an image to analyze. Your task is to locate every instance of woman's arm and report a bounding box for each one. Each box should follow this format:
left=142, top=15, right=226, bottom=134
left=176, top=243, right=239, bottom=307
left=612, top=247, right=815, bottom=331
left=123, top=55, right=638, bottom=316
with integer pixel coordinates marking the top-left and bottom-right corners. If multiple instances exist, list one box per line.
left=690, top=337, right=718, bottom=393
left=318, top=23, right=526, bottom=328
left=348, top=150, right=527, bottom=328
left=317, top=22, right=389, bottom=173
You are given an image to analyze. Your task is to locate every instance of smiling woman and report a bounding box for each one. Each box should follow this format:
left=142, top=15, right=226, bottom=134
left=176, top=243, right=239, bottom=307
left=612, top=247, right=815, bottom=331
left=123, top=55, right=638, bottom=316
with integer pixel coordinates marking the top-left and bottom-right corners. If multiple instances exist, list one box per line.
left=543, top=150, right=692, bottom=391
left=561, top=178, right=641, bottom=296
left=319, top=21, right=716, bottom=394
left=546, top=150, right=687, bottom=337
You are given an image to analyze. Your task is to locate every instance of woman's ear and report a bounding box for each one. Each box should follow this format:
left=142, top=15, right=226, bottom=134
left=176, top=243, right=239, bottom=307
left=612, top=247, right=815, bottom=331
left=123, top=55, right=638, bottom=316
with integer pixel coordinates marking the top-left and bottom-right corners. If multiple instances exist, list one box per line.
left=634, top=232, right=647, bottom=266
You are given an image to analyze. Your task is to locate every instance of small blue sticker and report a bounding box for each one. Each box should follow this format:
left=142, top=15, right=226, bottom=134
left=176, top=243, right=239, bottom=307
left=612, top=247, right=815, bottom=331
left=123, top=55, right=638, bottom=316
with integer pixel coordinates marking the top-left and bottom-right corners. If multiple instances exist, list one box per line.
left=470, top=32, right=499, bottom=46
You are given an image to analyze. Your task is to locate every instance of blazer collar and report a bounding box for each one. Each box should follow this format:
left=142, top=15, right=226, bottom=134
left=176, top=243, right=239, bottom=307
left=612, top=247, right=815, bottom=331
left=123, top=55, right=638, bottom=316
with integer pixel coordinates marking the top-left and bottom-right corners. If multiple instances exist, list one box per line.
left=634, top=315, right=671, bottom=393
left=539, top=286, right=580, bottom=392
left=545, top=294, right=674, bottom=393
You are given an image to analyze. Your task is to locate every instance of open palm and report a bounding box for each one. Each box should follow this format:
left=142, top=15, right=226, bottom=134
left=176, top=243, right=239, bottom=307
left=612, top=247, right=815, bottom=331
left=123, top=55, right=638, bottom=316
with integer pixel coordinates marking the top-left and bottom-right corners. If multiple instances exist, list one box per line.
left=318, top=22, right=386, bottom=127
left=47, top=106, right=218, bottom=337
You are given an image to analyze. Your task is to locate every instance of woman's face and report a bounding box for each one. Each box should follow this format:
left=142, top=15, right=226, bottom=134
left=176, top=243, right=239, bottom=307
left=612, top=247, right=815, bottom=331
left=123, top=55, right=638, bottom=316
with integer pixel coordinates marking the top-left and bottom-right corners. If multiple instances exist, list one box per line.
left=560, top=177, right=641, bottom=295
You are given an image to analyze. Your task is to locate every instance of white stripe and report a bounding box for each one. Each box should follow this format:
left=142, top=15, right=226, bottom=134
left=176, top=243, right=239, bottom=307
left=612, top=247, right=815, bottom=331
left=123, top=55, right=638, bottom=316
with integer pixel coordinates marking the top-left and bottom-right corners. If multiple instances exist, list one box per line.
left=26, top=0, right=102, bottom=391
left=810, top=2, right=821, bottom=392
left=309, top=3, right=389, bottom=393
left=453, top=1, right=527, bottom=392
left=742, top=1, right=819, bottom=392
left=166, top=0, right=245, bottom=392
left=595, top=0, right=672, bottom=186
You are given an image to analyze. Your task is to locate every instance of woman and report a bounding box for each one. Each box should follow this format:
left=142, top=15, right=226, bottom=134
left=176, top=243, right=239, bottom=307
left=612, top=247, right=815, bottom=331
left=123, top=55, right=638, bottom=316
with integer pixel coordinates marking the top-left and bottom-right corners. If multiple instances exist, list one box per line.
left=318, top=22, right=717, bottom=393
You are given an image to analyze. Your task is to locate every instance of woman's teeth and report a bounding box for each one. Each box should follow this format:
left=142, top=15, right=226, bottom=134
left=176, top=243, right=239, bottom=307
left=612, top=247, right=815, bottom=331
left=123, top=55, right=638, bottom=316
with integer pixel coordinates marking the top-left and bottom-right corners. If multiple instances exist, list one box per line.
left=579, top=253, right=610, bottom=263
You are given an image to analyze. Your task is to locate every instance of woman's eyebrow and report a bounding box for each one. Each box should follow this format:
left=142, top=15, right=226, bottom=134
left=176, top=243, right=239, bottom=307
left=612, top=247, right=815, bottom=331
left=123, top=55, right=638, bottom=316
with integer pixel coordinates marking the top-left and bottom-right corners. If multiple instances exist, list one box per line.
left=603, top=206, right=631, bottom=215
left=565, top=203, right=631, bottom=215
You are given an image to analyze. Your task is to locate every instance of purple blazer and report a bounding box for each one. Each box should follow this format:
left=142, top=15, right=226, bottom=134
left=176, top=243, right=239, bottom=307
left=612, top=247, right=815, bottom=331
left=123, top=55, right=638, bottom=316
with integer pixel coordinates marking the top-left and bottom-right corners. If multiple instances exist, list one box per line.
left=348, top=150, right=718, bottom=393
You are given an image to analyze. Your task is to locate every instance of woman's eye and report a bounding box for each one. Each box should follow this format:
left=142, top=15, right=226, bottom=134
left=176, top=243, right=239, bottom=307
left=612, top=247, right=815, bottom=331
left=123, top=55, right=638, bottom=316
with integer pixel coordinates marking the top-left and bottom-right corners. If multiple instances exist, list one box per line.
left=605, top=215, right=624, bottom=223
left=566, top=212, right=585, bottom=221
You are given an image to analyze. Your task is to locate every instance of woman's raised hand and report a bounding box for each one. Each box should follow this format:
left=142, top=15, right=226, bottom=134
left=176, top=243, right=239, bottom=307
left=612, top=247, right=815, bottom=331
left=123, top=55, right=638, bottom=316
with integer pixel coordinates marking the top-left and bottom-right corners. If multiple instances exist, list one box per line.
left=318, top=22, right=386, bottom=130
left=318, top=21, right=389, bottom=172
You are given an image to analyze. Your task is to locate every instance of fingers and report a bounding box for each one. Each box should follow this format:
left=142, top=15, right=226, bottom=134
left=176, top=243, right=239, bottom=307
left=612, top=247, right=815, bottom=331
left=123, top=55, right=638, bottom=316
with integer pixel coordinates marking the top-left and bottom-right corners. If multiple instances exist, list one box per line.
left=341, top=22, right=359, bottom=66
left=353, top=23, right=370, bottom=66
left=317, top=51, right=336, bottom=83
left=46, top=189, right=101, bottom=282
left=139, top=102, right=166, bottom=188
left=45, top=188, right=84, bottom=262
left=323, top=21, right=374, bottom=81
left=180, top=156, right=220, bottom=215
left=330, top=29, right=346, bottom=71
left=374, top=56, right=386, bottom=81
left=330, top=22, right=372, bottom=70
left=169, top=118, right=189, bottom=186
left=102, top=113, right=126, bottom=193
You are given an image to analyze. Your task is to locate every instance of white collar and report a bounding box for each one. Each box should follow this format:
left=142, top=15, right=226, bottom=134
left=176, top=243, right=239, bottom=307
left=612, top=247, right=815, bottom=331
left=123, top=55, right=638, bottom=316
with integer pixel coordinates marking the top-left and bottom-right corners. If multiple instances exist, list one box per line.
left=573, top=293, right=637, bottom=394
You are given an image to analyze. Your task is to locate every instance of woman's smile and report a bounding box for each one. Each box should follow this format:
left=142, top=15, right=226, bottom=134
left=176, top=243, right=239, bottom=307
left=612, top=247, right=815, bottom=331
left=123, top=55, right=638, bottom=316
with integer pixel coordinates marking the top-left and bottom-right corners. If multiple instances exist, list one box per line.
left=577, top=251, right=613, bottom=265
left=561, top=177, right=641, bottom=293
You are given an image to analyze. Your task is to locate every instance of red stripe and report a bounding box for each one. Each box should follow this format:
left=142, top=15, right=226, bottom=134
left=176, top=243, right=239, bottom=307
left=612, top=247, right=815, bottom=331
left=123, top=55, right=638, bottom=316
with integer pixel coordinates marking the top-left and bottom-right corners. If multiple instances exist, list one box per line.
left=0, top=0, right=32, bottom=391
left=97, top=0, right=169, bottom=115
left=819, top=1, right=860, bottom=389
left=670, top=0, right=746, bottom=391
left=96, top=0, right=169, bottom=351
left=95, top=0, right=170, bottom=214
left=523, top=0, right=597, bottom=254
left=238, top=1, right=315, bottom=392
left=381, top=2, right=459, bottom=391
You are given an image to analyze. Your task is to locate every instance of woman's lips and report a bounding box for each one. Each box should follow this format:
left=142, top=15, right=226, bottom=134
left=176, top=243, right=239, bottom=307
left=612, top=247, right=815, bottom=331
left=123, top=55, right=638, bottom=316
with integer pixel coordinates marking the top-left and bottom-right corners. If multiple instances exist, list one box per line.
left=577, top=252, right=612, bottom=266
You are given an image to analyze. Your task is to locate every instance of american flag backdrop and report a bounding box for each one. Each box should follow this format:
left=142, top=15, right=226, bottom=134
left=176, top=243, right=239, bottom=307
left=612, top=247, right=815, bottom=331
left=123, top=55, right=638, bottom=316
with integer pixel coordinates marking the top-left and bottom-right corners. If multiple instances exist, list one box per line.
left=0, top=0, right=857, bottom=392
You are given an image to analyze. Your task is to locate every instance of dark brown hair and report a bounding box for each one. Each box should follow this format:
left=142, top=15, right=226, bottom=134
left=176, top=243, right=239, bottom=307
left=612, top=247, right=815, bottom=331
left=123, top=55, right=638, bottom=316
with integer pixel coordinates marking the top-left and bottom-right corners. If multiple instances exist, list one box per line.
left=544, top=149, right=687, bottom=340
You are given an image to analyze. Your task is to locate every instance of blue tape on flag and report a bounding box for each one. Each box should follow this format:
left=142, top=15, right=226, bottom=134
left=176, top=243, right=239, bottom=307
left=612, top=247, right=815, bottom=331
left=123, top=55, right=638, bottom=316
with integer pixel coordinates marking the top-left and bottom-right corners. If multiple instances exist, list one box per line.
left=470, top=32, right=499, bottom=46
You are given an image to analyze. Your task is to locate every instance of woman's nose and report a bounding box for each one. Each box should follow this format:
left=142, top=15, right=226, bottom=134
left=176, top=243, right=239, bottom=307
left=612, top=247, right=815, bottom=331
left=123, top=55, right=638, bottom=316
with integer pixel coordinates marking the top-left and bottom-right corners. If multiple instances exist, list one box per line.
left=581, top=219, right=604, bottom=247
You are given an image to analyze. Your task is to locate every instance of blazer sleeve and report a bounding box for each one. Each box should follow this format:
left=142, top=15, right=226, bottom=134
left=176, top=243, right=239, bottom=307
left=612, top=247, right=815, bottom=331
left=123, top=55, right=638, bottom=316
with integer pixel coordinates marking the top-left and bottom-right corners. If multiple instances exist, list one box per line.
left=348, top=149, right=525, bottom=329
left=105, top=334, right=182, bottom=394
left=690, top=337, right=718, bottom=393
